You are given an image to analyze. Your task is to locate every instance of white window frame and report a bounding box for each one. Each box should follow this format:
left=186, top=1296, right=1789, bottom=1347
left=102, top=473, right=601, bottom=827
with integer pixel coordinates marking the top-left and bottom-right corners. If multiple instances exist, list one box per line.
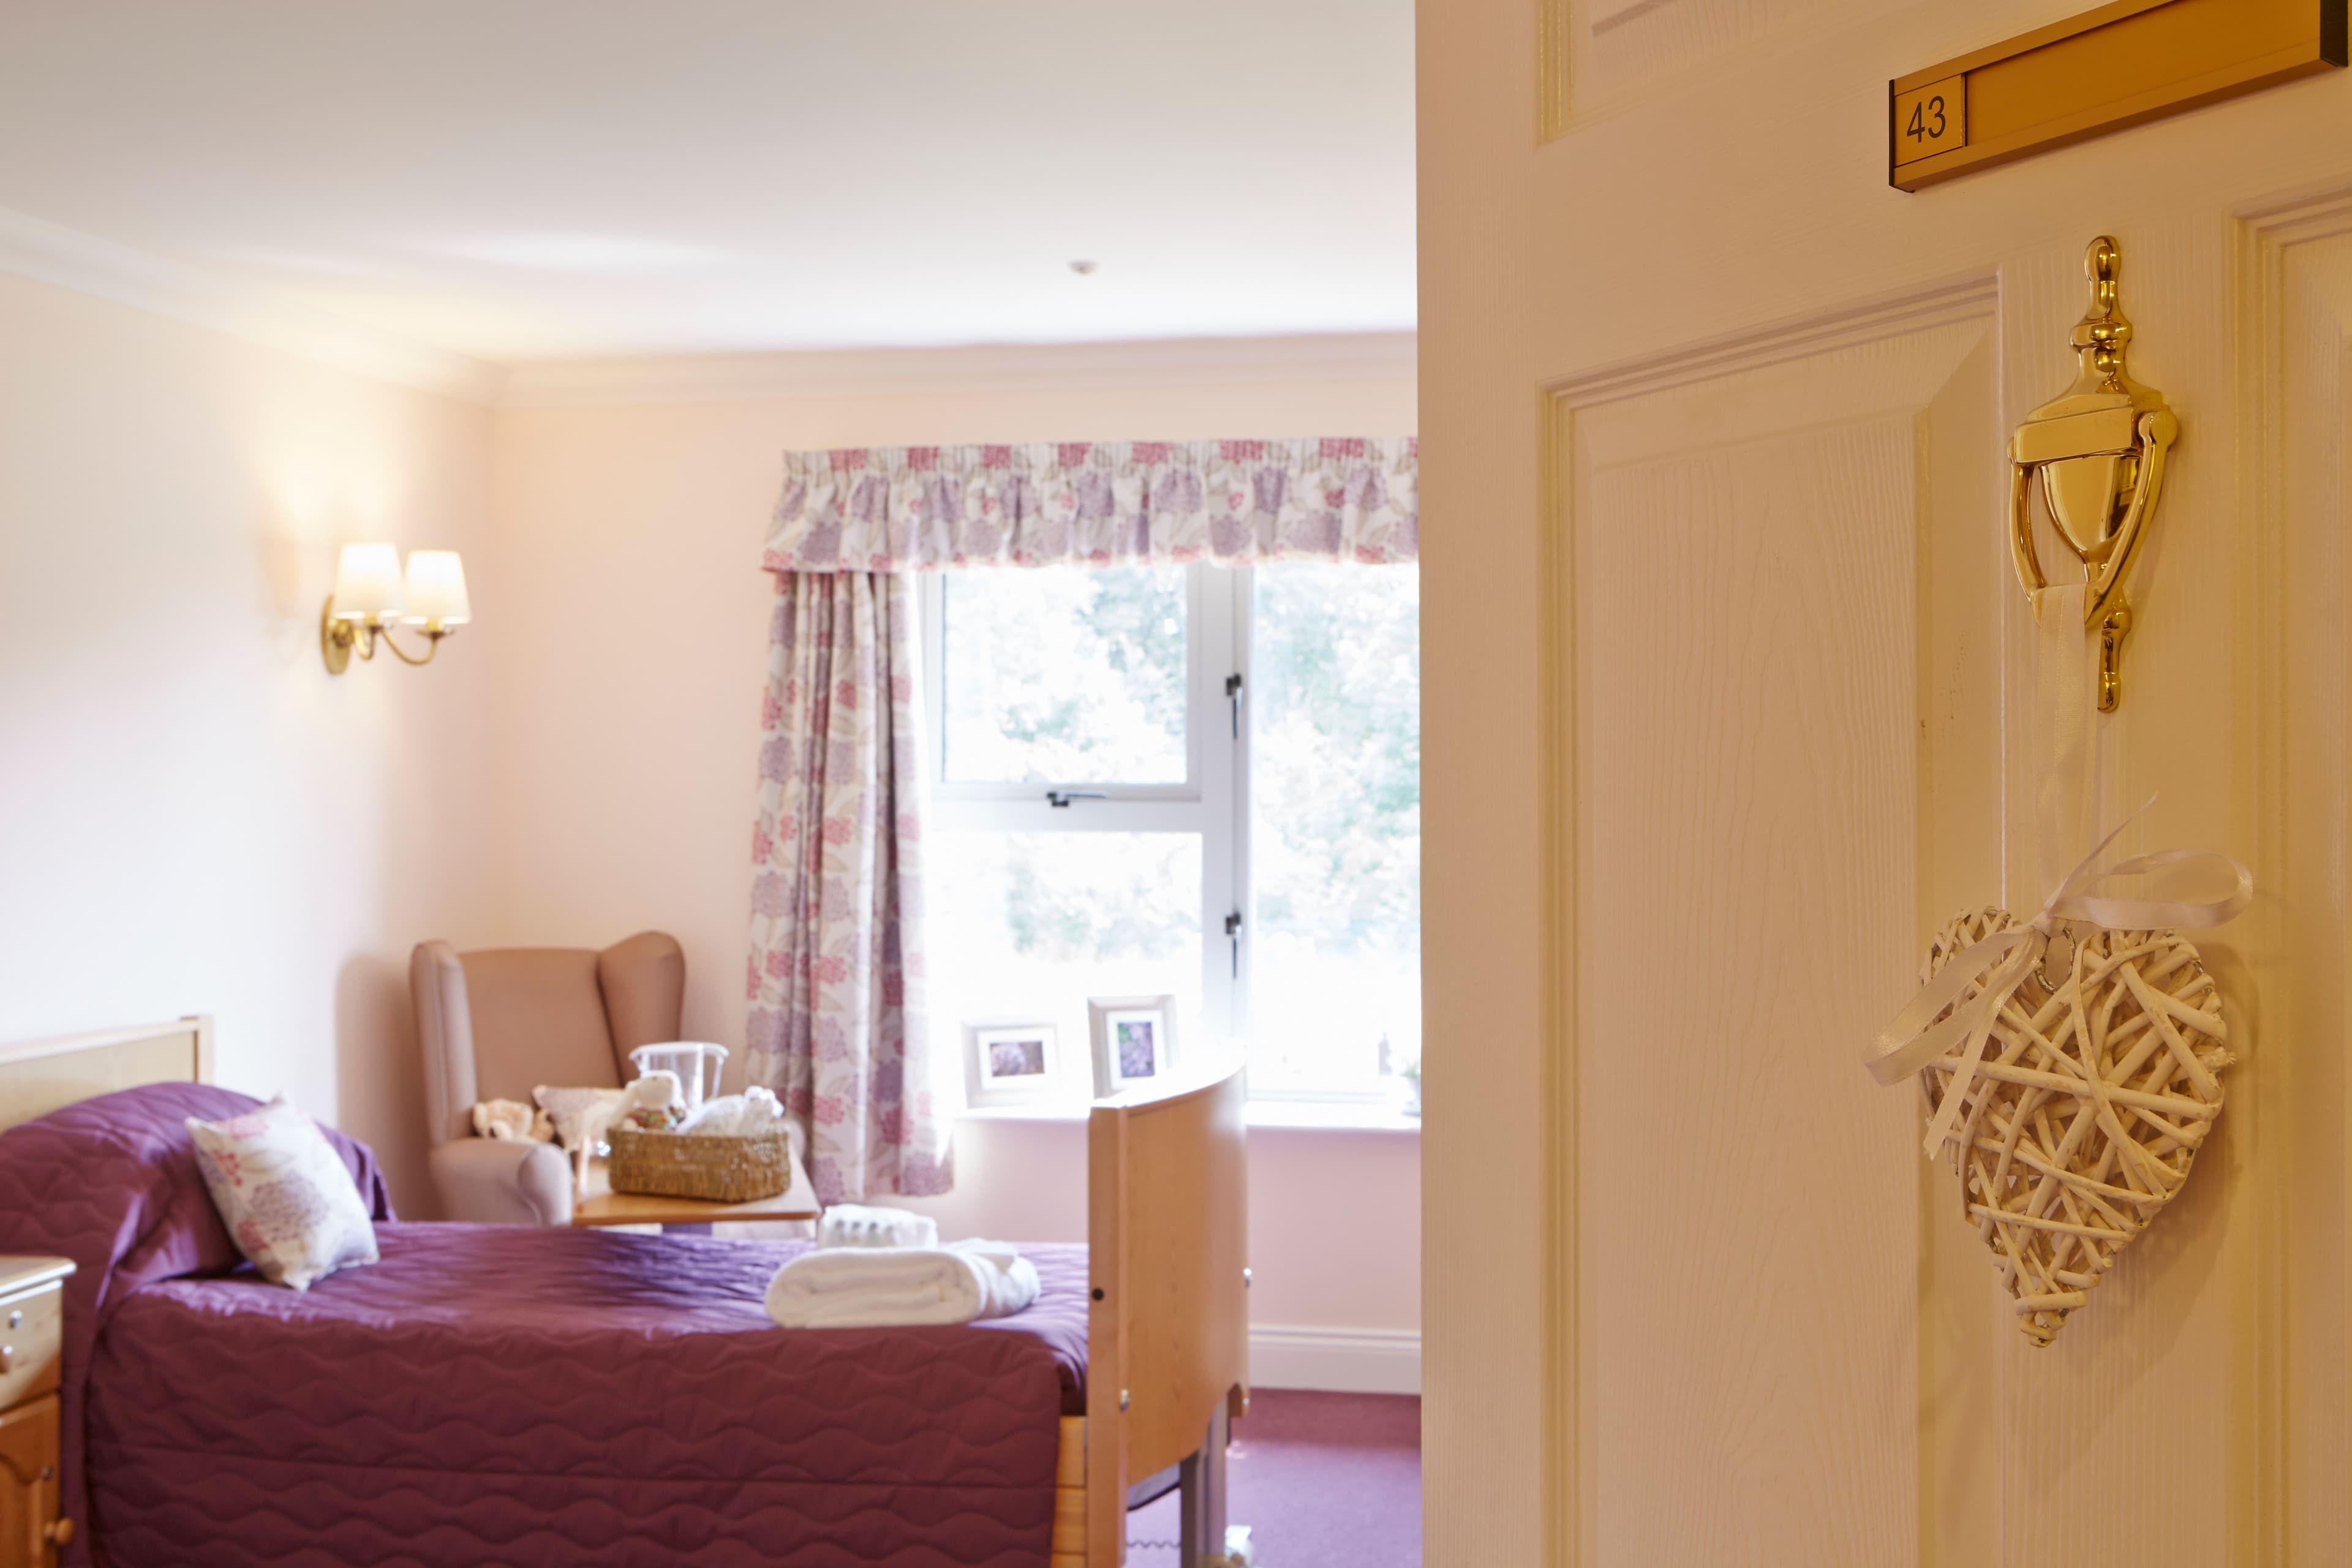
left=921, top=562, right=1389, bottom=1104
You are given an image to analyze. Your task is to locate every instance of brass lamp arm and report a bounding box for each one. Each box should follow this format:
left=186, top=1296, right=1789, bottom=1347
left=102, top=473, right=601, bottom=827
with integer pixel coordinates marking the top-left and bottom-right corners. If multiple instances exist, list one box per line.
left=319, top=595, right=458, bottom=674
left=373, top=624, right=449, bottom=666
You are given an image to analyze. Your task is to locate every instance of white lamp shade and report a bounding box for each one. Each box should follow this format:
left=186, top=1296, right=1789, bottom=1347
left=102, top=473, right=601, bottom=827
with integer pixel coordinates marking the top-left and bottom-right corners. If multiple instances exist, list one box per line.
left=331, top=543, right=405, bottom=622
left=401, top=549, right=471, bottom=626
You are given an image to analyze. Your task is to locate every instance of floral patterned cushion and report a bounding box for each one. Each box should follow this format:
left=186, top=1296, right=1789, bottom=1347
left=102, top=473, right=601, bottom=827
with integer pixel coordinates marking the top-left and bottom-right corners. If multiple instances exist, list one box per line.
left=185, top=1098, right=380, bottom=1291
left=532, top=1084, right=622, bottom=1151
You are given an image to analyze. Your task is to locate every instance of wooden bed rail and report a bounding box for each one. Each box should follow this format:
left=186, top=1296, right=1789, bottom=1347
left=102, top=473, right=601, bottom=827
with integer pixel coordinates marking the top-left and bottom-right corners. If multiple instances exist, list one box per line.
left=1079, top=1061, right=1250, bottom=1567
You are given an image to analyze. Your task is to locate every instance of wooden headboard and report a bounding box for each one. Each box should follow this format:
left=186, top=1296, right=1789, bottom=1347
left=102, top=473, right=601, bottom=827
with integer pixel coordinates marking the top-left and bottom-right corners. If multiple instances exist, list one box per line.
left=0, top=1016, right=214, bottom=1134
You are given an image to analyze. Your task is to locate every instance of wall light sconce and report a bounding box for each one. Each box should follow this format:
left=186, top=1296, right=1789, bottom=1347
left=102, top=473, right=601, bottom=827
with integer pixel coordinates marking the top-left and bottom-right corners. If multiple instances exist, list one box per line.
left=320, top=543, right=470, bottom=674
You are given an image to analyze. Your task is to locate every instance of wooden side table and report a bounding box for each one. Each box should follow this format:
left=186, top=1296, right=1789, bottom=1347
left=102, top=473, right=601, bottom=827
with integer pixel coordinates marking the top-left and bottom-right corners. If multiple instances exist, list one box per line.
left=0, top=1258, right=72, bottom=1568
left=570, top=1159, right=821, bottom=1235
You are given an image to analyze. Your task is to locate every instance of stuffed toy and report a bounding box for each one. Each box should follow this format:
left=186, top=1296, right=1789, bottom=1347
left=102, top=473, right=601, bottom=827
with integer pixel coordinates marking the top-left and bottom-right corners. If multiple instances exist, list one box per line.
left=470, top=1098, right=552, bottom=1142
left=530, top=1084, right=614, bottom=1152
left=621, top=1071, right=687, bottom=1132
left=679, top=1084, right=790, bottom=1139
left=595, top=1069, right=684, bottom=1144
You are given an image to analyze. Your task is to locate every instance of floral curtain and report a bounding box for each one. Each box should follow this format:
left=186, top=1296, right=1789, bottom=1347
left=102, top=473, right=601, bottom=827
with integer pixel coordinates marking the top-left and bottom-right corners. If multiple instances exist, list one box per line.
left=766, top=437, right=1417, bottom=573
left=745, top=571, right=948, bottom=1201
left=748, top=434, right=1414, bottom=1200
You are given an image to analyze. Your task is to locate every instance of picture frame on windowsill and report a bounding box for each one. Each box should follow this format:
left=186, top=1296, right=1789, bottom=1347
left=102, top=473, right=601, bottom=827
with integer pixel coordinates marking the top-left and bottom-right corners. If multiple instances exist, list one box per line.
left=963, top=1021, right=1063, bottom=1108
left=1087, top=995, right=1177, bottom=1099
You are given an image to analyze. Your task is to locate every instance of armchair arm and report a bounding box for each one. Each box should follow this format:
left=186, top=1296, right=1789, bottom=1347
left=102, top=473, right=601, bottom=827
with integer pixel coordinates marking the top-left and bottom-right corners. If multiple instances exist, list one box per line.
left=429, top=1137, right=575, bottom=1226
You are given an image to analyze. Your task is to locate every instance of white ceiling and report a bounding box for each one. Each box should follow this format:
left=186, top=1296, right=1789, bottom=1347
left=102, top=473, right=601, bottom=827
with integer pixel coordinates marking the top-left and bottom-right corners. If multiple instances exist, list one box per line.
left=0, top=2, right=1415, bottom=366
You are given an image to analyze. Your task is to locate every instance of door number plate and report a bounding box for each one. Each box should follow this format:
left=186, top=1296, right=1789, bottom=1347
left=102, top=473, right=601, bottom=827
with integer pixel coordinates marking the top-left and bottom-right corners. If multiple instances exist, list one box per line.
left=1889, top=0, right=2346, bottom=192
left=1891, top=75, right=1965, bottom=167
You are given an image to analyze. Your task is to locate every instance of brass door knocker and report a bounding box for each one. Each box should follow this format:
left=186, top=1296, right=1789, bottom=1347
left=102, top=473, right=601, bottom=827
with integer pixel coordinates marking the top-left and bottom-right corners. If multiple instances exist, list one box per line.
left=2008, top=236, right=2178, bottom=712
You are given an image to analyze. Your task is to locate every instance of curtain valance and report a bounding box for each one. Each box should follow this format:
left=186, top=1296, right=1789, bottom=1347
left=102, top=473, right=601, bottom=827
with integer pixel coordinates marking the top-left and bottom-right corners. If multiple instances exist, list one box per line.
left=765, top=437, right=1417, bottom=573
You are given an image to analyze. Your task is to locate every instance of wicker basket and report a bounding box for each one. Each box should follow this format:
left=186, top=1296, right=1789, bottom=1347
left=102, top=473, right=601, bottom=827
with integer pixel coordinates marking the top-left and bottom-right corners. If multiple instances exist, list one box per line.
left=606, top=1126, right=794, bottom=1203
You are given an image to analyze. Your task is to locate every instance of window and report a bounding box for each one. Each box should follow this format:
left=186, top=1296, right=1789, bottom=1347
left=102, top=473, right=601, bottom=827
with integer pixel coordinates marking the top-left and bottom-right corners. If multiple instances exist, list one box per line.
left=938, top=566, right=1188, bottom=786
left=1245, top=564, right=1422, bottom=1088
left=923, top=561, right=1420, bottom=1102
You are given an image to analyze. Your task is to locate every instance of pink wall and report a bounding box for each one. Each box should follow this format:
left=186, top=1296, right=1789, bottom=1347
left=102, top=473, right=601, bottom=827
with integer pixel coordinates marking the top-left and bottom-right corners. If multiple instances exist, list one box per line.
left=0, top=272, right=500, bottom=1220
left=487, top=360, right=1423, bottom=1374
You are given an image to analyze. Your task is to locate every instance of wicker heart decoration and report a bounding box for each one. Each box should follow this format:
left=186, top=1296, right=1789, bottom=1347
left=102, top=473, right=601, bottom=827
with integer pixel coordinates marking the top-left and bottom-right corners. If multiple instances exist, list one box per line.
left=1914, top=908, right=2231, bottom=1346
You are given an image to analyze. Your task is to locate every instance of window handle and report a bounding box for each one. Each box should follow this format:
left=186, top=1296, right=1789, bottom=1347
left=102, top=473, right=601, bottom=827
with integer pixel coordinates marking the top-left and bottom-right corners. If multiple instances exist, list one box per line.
left=1226, top=673, right=1245, bottom=739
left=1225, top=911, right=1243, bottom=979
left=1046, top=790, right=1108, bottom=809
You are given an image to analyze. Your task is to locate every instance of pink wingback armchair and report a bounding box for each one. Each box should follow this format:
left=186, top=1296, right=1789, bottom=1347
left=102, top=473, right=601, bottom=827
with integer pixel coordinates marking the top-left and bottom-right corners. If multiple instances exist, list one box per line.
left=410, top=931, right=687, bottom=1224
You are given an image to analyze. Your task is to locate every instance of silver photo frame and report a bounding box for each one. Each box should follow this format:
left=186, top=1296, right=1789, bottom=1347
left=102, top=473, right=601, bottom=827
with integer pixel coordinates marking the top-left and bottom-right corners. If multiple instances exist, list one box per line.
left=962, top=1020, right=1063, bottom=1107
left=1087, top=994, right=1177, bottom=1098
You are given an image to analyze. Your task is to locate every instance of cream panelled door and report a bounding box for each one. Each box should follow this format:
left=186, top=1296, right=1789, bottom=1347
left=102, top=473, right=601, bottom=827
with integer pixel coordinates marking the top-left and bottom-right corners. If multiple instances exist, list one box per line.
left=1420, top=3, right=2352, bottom=1565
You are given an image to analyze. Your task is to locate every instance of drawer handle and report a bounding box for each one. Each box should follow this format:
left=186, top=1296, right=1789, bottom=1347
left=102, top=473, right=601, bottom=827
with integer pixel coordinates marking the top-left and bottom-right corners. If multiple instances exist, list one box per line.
left=0, top=1344, right=12, bottom=1373
left=44, top=1517, right=74, bottom=1547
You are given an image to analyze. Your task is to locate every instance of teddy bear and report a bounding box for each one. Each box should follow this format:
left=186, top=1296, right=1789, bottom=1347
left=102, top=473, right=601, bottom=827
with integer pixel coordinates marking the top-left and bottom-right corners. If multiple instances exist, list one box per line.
left=470, top=1098, right=553, bottom=1142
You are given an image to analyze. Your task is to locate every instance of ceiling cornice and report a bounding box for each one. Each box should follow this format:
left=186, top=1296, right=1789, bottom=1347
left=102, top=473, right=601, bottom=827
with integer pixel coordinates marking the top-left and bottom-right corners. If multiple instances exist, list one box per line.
left=496, top=330, right=1418, bottom=409
left=0, top=203, right=1415, bottom=410
left=0, top=204, right=508, bottom=405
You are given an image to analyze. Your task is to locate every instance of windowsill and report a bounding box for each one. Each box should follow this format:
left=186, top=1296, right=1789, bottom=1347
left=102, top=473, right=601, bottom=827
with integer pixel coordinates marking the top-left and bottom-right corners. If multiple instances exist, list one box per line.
left=956, top=1100, right=1422, bottom=1134
left=1245, top=1099, right=1422, bottom=1133
left=955, top=1102, right=1091, bottom=1123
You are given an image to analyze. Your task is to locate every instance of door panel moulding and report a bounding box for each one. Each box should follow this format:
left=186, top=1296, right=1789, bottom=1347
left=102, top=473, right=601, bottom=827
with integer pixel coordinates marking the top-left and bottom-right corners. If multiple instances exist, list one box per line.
left=1539, top=275, right=1999, bottom=1565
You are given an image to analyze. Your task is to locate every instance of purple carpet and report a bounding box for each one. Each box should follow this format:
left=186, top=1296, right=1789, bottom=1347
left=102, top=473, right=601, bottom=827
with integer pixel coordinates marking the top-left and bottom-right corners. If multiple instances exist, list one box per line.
left=1125, top=1389, right=1422, bottom=1567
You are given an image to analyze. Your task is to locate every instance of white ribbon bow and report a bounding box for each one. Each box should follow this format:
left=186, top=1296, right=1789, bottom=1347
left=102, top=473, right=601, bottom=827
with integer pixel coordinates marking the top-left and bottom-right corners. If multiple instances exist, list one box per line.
left=1863, top=797, right=2252, bottom=1159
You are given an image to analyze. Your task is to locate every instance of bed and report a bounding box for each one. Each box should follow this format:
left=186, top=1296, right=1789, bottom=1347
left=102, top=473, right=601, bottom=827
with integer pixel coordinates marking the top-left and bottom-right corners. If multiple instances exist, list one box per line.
left=0, top=1017, right=1248, bottom=1567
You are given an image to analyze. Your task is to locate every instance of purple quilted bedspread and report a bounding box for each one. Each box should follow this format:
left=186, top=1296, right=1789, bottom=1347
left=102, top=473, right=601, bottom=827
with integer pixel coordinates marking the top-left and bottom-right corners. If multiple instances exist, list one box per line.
left=85, top=1224, right=1090, bottom=1567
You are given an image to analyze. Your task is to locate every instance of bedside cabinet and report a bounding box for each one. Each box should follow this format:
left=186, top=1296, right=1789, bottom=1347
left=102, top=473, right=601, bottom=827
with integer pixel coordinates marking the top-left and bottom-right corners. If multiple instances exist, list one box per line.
left=0, top=1259, right=72, bottom=1568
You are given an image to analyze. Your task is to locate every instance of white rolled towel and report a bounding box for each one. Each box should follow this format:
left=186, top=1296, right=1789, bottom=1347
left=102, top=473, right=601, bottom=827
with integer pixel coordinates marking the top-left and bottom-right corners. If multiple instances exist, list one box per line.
left=765, top=1240, right=1041, bottom=1329
left=818, top=1204, right=939, bottom=1250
